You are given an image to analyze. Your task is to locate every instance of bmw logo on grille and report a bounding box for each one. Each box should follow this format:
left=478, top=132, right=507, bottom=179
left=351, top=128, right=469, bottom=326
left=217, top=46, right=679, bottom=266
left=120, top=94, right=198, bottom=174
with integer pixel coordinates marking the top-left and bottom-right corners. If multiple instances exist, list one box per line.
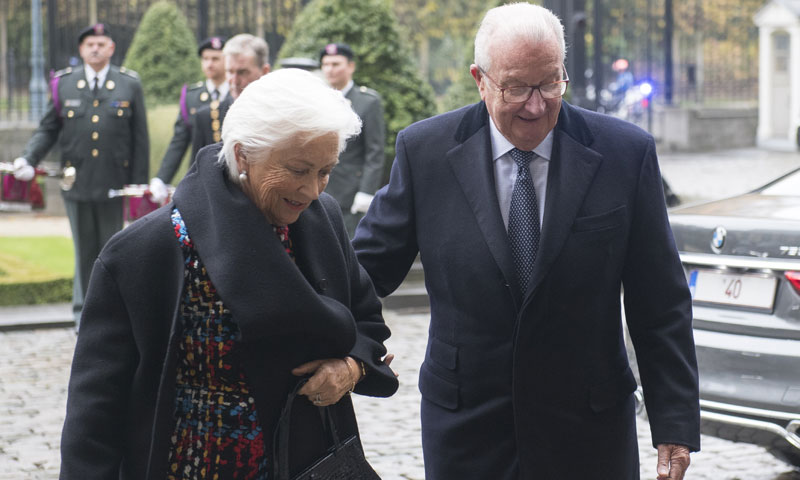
left=711, top=226, right=727, bottom=253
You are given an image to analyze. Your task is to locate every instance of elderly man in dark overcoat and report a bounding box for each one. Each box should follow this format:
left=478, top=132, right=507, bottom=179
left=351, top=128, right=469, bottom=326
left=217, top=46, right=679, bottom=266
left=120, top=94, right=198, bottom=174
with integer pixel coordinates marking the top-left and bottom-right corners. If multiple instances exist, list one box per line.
left=353, top=3, right=700, bottom=479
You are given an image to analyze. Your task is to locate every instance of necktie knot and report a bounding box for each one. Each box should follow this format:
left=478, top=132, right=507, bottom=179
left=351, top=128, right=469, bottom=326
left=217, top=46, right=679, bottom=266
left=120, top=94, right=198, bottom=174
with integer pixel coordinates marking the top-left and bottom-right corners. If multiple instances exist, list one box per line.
left=212, top=89, right=220, bottom=100
left=510, top=148, right=535, bottom=170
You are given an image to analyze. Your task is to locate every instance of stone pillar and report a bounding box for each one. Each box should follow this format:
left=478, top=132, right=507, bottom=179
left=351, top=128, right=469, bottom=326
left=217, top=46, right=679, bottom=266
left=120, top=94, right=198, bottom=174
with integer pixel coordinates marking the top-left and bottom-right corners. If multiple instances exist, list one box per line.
left=790, top=25, right=800, bottom=143
left=758, top=26, right=773, bottom=141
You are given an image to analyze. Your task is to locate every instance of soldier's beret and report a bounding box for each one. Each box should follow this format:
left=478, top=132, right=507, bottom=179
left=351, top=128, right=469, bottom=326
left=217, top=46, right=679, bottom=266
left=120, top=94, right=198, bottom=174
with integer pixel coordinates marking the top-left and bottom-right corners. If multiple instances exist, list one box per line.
left=319, top=43, right=354, bottom=61
left=78, top=23, right=112, bottom=44
left=198, top=36, right=227, bottom=56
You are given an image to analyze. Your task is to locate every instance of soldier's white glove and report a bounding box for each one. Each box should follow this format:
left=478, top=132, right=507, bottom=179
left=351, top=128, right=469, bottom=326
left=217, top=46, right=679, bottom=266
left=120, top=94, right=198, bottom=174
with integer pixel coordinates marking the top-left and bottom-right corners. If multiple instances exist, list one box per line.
left=148, top=177, right=169, bottom=204
left=350, top=191, right=374, bottom=214
left=13, top=157, right=35, bottom=182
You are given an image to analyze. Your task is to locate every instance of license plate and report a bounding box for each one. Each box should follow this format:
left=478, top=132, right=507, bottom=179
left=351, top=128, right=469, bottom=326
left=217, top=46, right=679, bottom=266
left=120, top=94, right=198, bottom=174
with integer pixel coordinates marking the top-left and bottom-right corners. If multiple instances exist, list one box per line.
left=688, top=269, right=778, bottom=310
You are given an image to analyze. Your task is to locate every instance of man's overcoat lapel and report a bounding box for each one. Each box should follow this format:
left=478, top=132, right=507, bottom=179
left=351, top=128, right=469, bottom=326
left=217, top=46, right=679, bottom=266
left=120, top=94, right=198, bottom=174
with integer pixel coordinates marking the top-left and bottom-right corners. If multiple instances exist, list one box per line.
left=445, top=105, right=518, bottom=301
left=523, top=103, right=604, bottom=302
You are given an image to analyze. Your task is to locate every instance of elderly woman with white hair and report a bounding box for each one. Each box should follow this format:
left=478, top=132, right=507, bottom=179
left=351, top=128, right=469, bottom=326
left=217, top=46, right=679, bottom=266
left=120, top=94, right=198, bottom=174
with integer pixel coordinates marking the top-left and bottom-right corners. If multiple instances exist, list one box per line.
left=60, top=69, right=399, bottom=479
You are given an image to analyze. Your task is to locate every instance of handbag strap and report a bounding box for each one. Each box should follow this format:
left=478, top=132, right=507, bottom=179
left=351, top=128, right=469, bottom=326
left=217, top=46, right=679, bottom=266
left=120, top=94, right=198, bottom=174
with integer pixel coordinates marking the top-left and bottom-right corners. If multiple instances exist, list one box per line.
left=273, top=378, right=344, bottom=480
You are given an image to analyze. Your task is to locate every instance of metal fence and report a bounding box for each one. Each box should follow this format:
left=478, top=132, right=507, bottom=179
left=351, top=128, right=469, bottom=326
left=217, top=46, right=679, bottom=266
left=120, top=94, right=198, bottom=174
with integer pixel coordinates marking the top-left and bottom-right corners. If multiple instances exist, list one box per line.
left=552, top=0, right=761, bottom=109
left=1, top=0, right=765, bottom=124
left=1, top=0, right=306, bottom=124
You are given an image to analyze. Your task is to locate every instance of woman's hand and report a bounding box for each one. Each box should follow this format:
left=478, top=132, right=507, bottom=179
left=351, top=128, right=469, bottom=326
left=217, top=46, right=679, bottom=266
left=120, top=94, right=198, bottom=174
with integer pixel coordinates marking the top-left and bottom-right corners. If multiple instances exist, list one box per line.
left=292, top=357, right=361, bottom=407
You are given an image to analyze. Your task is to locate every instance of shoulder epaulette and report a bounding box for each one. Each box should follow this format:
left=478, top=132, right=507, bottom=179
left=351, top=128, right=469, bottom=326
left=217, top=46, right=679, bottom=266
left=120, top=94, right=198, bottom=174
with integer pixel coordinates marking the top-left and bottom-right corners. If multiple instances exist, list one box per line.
left=188, top=81, right=205, bottom=90
left=119, top=66, right=140, bottom=79
left=359, top=85, right=380, bottom=98
left=54, top=67, right=72, bottom=78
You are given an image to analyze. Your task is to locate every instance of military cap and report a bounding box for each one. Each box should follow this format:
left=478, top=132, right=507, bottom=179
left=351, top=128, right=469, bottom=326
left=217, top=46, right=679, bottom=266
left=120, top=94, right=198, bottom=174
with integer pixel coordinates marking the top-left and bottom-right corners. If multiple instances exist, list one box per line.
left=319, top=43, right=354, bottom=61
left=198, top=36, right=227, bottom=56
left=78, top=23, right=112, bottom=44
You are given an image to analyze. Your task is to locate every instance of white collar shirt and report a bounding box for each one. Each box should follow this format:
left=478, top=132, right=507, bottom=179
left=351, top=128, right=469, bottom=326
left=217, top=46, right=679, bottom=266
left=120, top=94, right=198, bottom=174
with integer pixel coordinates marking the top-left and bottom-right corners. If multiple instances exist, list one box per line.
left=206, top=79, right=230, bottom=102
left=340, top=80, right=355, bottom=97
left=84, top=63, right=110, bottom=91
left=489, top=117, right=553, bottom=230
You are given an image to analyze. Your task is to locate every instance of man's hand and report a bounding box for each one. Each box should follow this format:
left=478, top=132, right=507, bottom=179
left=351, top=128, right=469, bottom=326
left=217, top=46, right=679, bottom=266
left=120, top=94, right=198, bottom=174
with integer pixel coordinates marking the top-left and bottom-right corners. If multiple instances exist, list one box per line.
left=148, top=177, right=169, bottom=204
left=656, top=443, right=691, bottom=480
left=12, top=157, right=35, bottom=182
left=350, top=191, right=374, bottom=214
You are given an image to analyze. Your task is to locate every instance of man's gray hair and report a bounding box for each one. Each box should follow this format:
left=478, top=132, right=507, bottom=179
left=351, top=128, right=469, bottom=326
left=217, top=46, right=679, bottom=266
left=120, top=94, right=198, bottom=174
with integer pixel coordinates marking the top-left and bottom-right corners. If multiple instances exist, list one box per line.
left=223, top=33, right=270, bottom=68
left=218, top=69, right=362, bottom=182
left=474, top=3, right=566, bottom=72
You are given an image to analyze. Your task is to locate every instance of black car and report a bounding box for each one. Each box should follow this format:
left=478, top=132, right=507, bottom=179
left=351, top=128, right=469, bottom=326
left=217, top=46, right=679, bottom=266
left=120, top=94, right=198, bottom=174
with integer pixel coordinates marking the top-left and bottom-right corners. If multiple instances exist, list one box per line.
left=640, top=167, right=800, bottom=467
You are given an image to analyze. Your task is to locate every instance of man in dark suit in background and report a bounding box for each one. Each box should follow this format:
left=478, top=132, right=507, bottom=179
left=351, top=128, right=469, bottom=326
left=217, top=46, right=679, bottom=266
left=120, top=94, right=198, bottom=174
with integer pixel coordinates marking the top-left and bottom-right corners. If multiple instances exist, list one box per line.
left=352, top=3, right=699, bottom=479
left=319, top=43, right=385, bottom=237
left=148, top=36, right=228, bottom=201
left=12, top=24, right=148, bottom=327
left=190, top=33, right=270, bottom=161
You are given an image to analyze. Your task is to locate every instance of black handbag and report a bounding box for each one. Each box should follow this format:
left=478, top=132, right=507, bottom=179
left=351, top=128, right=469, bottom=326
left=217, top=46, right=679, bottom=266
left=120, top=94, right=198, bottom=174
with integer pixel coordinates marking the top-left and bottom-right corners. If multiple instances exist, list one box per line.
left=272, top=378, right=381, bottom=480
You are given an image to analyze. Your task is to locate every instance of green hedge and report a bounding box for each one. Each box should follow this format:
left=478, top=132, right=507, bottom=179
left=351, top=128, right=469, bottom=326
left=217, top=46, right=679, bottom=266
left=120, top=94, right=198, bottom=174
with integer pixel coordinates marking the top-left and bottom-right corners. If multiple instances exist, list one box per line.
left=0, top=278, right=71, bottom=306
left=124, top=1, right=202, bottom=105
left=278, top=0, right=437, bottom=182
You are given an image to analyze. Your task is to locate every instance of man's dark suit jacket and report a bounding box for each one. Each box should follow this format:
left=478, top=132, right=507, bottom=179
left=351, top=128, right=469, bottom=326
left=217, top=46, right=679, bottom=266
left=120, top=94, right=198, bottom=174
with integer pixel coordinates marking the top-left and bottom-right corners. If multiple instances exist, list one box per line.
left=155, top=81, right=213, bottom=184
left=353, top=101, right=700, bottom=479
left=190, top=96, right=232, bottom=162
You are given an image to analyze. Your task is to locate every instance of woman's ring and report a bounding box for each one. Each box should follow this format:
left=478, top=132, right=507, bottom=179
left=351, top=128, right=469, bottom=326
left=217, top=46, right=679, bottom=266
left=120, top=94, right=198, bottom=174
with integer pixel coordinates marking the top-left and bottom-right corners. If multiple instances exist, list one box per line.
left=315, top=393, right=322, bottom=403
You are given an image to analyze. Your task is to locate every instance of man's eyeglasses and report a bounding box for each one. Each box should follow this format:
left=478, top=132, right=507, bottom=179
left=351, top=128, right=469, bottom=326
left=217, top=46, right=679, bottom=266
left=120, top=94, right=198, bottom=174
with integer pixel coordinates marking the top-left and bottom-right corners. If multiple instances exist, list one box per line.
left=478, top=66, right=569, bottom=103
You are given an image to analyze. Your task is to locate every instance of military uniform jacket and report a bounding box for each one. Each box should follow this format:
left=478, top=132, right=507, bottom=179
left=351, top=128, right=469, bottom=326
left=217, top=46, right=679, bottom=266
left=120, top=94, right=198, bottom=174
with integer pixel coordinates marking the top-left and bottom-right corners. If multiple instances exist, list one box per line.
left=326, top=85, right=385, bottom=210
left=22, top=64, right=149, bottom=202
left=155, top=81, right=214, bottom=184
left=190, top=96, right=232, bottom=162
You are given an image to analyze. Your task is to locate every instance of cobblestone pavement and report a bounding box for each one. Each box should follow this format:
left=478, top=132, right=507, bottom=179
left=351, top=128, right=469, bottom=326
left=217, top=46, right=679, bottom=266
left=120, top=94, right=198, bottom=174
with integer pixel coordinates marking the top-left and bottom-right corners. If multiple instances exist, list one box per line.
left=2, top=310, right=799, bottom=479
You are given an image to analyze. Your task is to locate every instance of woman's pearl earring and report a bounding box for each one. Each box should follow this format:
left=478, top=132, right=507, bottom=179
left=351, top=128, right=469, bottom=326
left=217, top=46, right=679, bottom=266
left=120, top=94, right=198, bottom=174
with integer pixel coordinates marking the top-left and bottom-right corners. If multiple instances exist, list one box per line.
left=239, top=171, right=248, bottom=182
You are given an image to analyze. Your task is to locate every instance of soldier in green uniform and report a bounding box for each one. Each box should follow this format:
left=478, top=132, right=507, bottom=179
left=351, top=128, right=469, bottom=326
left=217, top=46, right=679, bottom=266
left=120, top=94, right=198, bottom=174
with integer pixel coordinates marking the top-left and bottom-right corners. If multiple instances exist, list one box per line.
left=12, top=24, right=148, bottom=326
left=319, top=43, right=386, bottom=236
left=190, top=34, right=270, bottom=161
left=148, top=36, right=228, bottom=202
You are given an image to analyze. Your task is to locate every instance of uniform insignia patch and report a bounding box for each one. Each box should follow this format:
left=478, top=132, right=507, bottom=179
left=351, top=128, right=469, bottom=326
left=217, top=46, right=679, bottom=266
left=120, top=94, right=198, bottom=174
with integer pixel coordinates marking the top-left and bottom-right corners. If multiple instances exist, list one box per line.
left=106, top=80, right=115, bottom=90
left=77, top=79, right=86, bottom=89
left=200, top=92, right=209, bottom=102
left=64, top=99, right=81, bottom=107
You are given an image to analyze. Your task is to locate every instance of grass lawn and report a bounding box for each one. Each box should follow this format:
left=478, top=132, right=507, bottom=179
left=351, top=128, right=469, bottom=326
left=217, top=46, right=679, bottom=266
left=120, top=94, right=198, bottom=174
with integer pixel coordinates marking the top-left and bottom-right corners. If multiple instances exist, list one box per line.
left=148, top=103, right=192, bottom=184
left=0, top=236, right=73, bottom=305
left=0, top=103, right=186, bottom=305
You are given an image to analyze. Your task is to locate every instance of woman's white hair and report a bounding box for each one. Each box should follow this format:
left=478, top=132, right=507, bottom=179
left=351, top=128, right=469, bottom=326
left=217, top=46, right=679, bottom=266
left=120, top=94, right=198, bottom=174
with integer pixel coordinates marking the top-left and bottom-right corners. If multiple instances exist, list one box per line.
left=474, top=3, right=566, bottom=72
left=219, top=68, right=362, bottom=182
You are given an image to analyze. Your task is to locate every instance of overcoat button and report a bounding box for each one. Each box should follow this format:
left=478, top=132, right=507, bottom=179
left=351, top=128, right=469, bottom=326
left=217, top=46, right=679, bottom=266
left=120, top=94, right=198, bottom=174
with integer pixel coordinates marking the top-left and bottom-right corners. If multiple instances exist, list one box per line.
left=318, top=279, right=328, bottom=291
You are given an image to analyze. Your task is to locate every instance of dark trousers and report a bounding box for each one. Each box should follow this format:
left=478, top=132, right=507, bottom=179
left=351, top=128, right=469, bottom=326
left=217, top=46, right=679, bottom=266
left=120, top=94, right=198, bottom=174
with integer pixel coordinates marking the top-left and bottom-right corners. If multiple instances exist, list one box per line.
left=64, top=197, right=123, bottom=328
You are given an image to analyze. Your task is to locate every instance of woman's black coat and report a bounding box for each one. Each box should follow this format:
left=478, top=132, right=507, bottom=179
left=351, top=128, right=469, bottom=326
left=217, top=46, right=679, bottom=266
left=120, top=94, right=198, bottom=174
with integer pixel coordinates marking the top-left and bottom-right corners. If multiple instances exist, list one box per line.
left=60, top=144, right=399, bottom=479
